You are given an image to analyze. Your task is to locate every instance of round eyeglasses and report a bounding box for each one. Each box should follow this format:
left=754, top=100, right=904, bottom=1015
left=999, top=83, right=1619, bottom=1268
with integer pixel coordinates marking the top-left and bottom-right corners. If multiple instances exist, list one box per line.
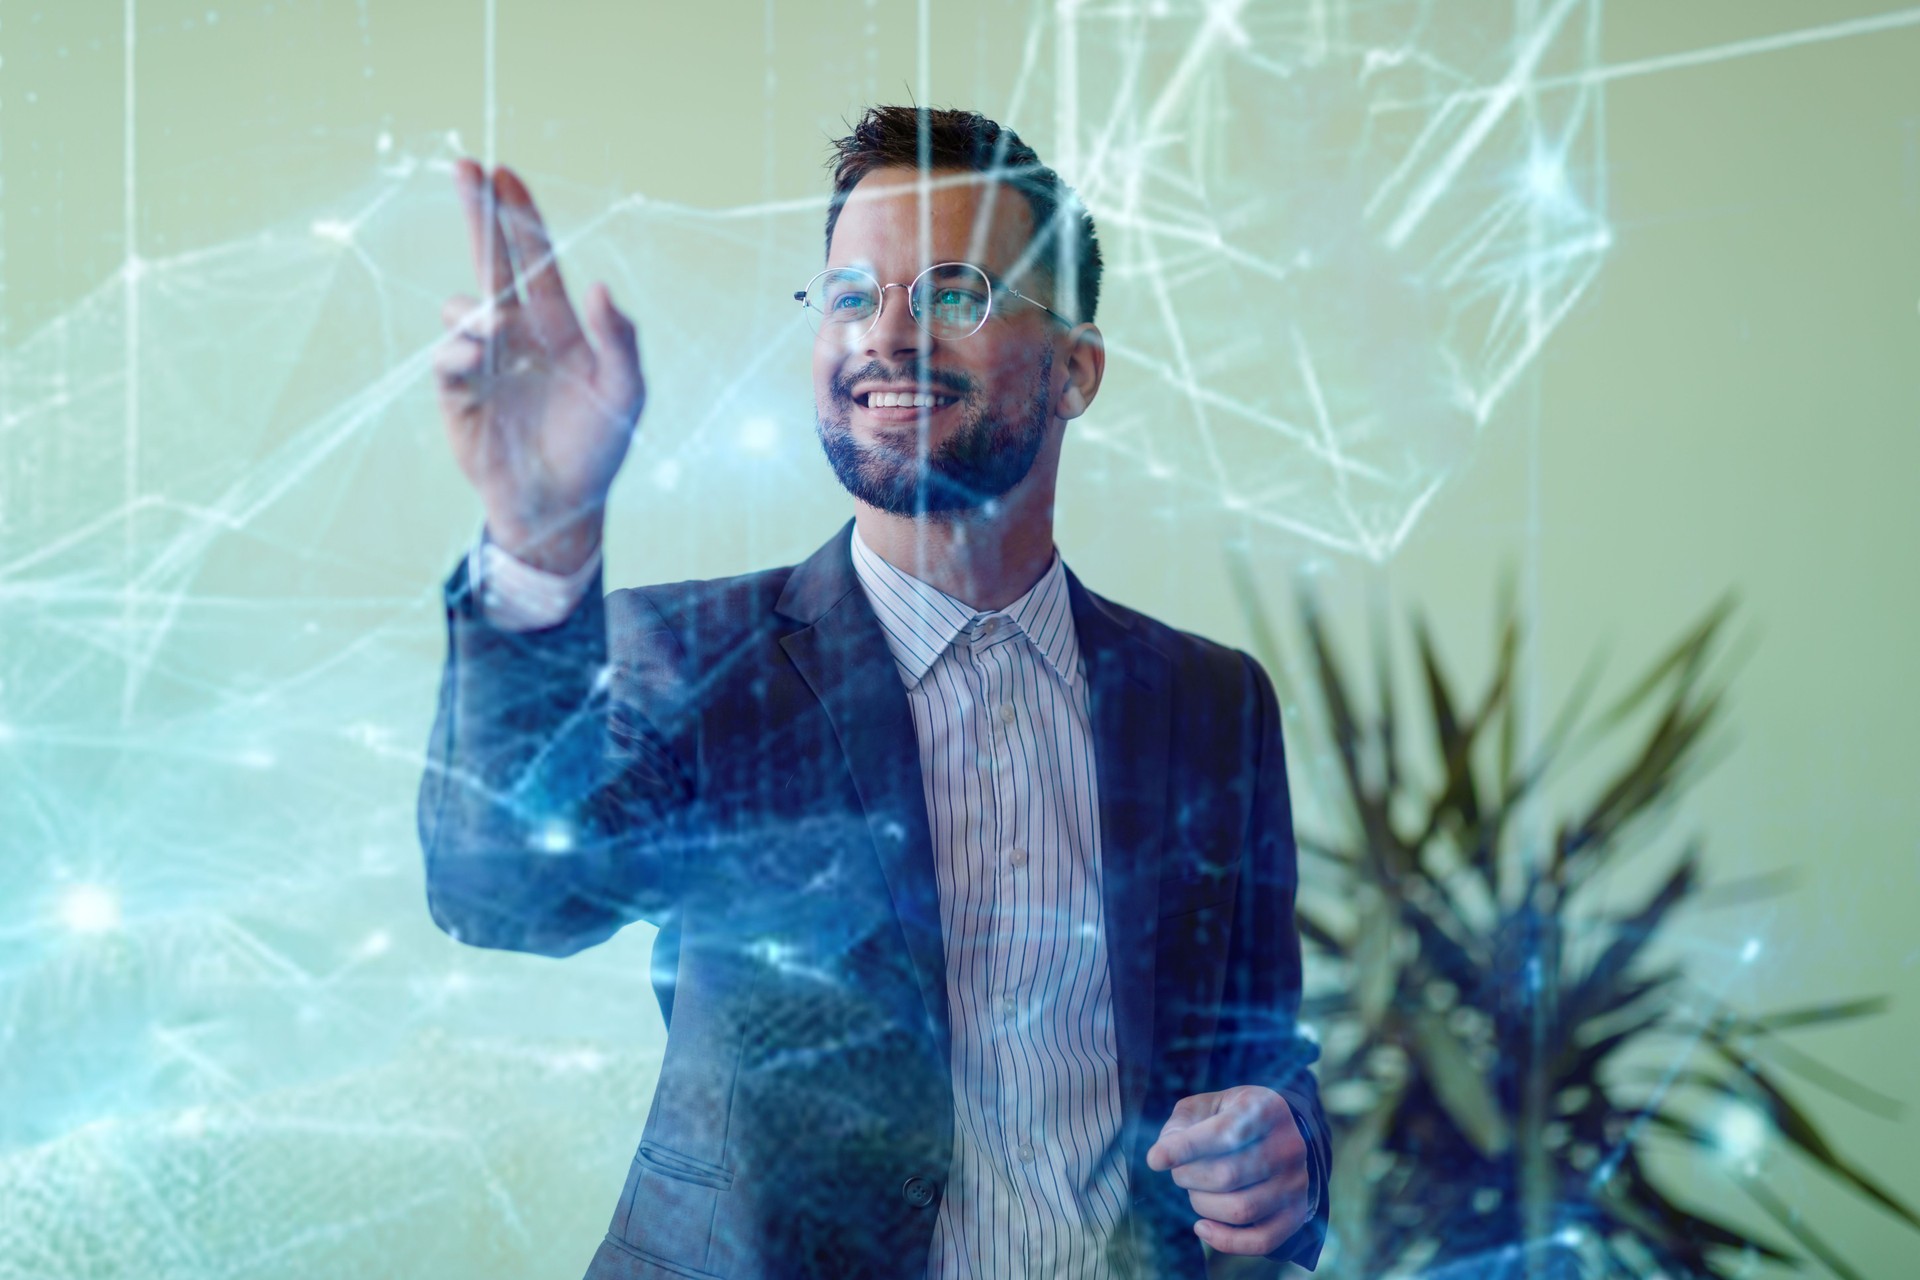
left=794, top=261, right=1073, bottom=342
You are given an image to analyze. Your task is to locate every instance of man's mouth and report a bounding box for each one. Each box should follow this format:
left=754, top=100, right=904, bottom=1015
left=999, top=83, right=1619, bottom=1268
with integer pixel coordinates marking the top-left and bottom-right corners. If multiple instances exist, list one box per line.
left=853, top=389, right=962, bottom=421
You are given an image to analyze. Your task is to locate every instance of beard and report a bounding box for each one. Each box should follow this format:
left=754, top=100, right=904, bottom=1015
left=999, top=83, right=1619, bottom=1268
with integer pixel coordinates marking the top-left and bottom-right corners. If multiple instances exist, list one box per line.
left=815, top=346, right=1054, bottom=521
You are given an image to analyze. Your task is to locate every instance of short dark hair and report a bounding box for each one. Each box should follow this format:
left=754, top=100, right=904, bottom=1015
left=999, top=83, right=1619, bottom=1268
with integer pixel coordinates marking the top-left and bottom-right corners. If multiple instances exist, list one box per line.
left=823, top=105, right=1103, bottom=326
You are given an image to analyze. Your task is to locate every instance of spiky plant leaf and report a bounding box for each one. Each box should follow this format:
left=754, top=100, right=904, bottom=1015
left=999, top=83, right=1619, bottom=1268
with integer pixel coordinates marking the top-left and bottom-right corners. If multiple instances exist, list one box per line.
left=1408, top=1007, right=1511, bottom=1156
left=1227, top=568, right=1914, bottom=1279
left=1705, top=1044, right=1920, bottom=1230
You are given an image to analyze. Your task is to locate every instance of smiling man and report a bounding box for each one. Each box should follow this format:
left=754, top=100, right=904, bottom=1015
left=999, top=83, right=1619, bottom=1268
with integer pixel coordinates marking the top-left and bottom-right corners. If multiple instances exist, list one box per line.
left=418, top=105, right=1329, bottom=1279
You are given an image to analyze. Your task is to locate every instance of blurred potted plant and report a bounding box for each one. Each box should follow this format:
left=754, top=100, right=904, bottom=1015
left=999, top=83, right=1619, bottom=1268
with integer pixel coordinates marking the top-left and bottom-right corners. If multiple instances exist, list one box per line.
left=1228, top=558, right=1918, bottom=1279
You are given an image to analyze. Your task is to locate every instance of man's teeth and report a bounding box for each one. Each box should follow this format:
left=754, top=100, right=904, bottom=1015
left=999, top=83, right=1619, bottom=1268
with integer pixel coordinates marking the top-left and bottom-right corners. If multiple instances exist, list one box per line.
left=864, top=391, right=957, bottom=408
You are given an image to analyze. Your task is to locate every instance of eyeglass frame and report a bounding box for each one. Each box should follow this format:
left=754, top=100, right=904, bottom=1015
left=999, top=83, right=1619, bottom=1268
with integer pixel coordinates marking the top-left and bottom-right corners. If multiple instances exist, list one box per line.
left=793, top=260, right=1077, bottom=341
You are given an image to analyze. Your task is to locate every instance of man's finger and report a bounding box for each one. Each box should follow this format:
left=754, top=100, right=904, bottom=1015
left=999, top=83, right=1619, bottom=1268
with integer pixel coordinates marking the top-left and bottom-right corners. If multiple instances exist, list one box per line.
left=455, top=158, right=519, bottom=309
left=1195, top=1194, right=1309, bottom=1257
left=432, top=336, right=487, bottom=388
left=1154, top=1090, right=1283, bottom=1167
left=441, top=292, right=479, bottom=328
left=585, top=283, right=644, bottom=406
left=441, top=293, right=494, bottom=338
left=1146, top=1094, right=1218, bottom=1171
left=1169, top=1148, right=1266, bottom=1194
left=493, top=166, right=585, bottom=351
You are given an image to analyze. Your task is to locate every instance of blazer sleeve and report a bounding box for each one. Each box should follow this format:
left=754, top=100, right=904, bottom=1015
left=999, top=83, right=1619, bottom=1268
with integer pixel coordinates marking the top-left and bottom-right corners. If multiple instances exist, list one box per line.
left=1206, top=650, right=1332, bottom=1270
left=416, top=553, right=700, bottom=958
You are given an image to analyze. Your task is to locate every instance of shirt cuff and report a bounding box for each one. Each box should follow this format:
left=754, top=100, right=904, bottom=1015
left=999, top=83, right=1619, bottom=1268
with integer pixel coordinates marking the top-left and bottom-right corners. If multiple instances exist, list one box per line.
left=467, top=524, right=603, bottom=632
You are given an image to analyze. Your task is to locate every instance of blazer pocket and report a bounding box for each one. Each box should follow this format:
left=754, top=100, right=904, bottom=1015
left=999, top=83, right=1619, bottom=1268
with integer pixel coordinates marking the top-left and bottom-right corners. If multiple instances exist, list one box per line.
left=638, top=1140, right=735, bottom=1191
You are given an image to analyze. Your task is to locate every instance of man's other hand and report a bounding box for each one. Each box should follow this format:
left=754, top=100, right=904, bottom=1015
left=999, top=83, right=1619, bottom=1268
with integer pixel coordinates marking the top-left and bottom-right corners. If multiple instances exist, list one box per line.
left=1144, top=1085, right=1312, bottom=1257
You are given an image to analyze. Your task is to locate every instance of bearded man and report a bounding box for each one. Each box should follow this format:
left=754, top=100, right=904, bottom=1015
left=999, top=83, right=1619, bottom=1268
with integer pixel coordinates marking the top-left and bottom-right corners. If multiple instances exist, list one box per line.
left=418, top=104, right=1329, bottom=1280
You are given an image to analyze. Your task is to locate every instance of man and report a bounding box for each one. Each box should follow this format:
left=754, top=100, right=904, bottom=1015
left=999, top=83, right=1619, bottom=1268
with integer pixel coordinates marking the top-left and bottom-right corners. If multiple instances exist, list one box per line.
left=418, top=105, right=1328, bottom=1280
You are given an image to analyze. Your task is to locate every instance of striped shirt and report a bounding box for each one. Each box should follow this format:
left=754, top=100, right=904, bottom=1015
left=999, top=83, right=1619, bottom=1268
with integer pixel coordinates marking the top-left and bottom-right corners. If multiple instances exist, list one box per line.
left=472, top=527, right=1133, bottom=1276
left=849, top=527, right=1130, bottom=1280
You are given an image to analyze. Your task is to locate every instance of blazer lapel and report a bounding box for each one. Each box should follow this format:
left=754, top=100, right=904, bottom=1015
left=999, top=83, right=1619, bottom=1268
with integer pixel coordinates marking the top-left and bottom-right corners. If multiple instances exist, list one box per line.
left=1066, top=567, right=1172, bottom=1144
left=776, top=521, right=953, bottom=1069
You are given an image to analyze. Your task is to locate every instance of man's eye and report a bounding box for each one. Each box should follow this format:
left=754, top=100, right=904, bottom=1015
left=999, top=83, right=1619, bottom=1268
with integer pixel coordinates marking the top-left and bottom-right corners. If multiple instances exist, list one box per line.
left=832, top=293, right=873, bottom=310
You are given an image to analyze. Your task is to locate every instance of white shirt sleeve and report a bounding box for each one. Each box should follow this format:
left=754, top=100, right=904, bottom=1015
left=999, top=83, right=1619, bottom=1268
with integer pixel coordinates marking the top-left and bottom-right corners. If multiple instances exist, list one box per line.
left=467, top=525, right=603, bottom=632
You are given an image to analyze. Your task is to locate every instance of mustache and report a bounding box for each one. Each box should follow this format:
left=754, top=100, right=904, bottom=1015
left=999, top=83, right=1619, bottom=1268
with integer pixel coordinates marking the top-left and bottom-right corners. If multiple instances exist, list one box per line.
left=830, top=362, right=973, bottom=402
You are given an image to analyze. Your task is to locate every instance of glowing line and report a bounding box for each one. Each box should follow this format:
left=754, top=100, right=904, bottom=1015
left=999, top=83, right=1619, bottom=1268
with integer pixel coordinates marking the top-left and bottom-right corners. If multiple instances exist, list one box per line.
left=1056, top=0, right=1080, bottom=180
left=1375, top=5, right=1920, bottom=112
left=1584, top=5, right=1920, bottom=83
left=917, top=0, right=930, bottom=104
left=1000, top=9, right=1046, bottom=129
left=122, top=0, right=140, bottom=723
left=483, top=0, right=496, bottom=168
left=1381, top=0, right=1583, bottom=250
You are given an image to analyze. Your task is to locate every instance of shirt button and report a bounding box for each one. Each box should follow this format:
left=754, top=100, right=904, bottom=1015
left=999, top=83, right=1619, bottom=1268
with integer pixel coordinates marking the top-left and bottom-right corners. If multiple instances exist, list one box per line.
left=901, top=1175, right=937, bottom=1208
left=997, top=993, right=1017, bottom=1017
left=1016, top=1142, right=1036, bottom=1163
left=998, top=702, right=1017, bottom=724
left=980, top=617, right=998, bottom=636
left=1007, top=848, right=1028, bottom=869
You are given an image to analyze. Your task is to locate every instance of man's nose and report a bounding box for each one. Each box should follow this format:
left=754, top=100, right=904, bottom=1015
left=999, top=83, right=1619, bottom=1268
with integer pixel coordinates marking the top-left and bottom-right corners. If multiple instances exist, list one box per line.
left=864, top=282, right=933, bottom=361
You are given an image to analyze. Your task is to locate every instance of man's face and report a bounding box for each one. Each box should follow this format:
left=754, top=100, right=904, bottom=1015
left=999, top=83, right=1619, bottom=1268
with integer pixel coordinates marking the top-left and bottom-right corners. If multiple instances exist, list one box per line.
left=812, top=166, right=1063, bottom=519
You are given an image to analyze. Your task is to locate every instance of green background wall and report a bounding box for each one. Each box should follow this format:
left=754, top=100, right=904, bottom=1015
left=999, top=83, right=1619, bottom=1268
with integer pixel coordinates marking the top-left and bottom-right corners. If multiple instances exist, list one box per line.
left=2, top=1, right=1914, bottom=1275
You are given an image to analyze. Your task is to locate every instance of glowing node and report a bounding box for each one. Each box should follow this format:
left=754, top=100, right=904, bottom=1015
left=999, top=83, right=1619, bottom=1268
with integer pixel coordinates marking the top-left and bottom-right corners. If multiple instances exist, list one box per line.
left=236, top=748, right=276, bottom=770
left=310, top=218, right=355, bottom=245
left=356, top=930, right=392, bottom=959
left=59, top=884, right=122, bottom=935
left=552, top=1047, right=607, bottom=1073
left=738, top=416, right=780, bottom=455
left=1525, top=152, right=1570, bottom=206
left=750, top=938, right=798, bottom=969
left=651, top=458, right=682, bottom=491
left=375, top=130, right=393, bottom=154
left=533, top=819, right=574, bottom=854
left=1712, top=1101, right=1767, bottom=1166
left=1740, top=937, right=1762, bottom=962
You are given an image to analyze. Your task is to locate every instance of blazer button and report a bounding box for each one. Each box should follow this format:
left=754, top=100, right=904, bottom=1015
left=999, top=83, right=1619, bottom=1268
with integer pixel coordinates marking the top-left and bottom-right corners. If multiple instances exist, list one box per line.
left=901, top=1175, right=937, bottom=1209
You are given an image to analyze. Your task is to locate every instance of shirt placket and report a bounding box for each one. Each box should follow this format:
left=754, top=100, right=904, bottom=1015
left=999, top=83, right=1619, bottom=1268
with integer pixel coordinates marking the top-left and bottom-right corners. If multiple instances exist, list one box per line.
left=968, top=617, right=1049, bottom=1274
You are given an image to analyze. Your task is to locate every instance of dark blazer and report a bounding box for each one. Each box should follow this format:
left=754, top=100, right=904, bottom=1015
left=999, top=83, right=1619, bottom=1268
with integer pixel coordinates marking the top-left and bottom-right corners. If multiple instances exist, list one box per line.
left=417, top=518, right=1330, bottom=1279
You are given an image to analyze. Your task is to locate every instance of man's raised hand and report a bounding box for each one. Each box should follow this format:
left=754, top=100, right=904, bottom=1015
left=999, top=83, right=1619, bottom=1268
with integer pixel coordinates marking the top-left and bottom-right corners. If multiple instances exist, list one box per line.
left=435, top=159, right=644, bottom=575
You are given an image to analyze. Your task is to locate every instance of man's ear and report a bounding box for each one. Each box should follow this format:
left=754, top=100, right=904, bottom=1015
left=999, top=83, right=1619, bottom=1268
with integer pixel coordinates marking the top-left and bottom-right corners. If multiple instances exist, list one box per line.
left=1056, top=324, right=1104, bottom=422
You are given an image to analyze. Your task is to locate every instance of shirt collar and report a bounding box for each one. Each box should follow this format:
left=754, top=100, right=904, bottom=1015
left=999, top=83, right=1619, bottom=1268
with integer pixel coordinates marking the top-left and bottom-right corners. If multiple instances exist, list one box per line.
left=849, top=523, right=1081, bottom=690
